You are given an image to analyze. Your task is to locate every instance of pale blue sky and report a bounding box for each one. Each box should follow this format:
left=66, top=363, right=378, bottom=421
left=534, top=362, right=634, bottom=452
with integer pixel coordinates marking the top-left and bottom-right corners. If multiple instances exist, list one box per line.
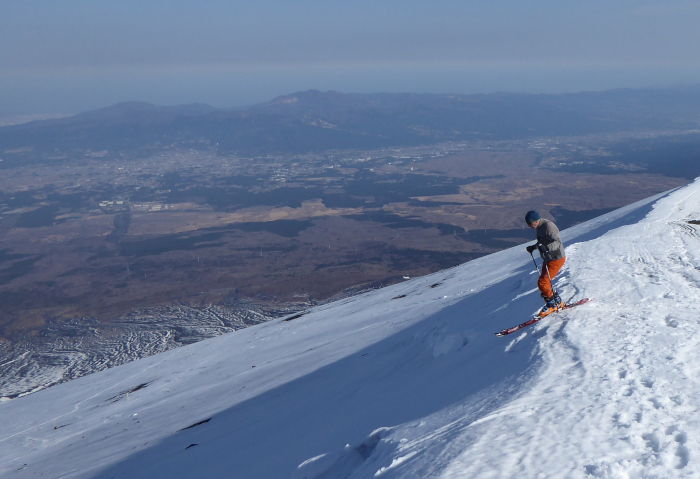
left=2, top=0, right=700, bottom=116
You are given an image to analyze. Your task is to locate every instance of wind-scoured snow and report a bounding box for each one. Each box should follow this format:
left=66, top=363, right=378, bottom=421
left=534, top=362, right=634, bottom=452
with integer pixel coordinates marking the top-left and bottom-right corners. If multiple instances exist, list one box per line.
left=1, top=181, right=699, bottom=479
left=0, top=299, right=303, bottom=400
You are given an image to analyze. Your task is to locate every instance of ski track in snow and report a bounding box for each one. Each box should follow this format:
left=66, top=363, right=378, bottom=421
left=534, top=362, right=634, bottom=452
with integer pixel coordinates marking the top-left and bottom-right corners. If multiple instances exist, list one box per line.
left=3, top=184, right=700, bottom=478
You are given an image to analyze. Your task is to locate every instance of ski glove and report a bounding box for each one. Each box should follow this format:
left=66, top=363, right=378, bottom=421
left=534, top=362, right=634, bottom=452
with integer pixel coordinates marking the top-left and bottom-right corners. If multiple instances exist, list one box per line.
left=526, top=244, right=538, bottom=254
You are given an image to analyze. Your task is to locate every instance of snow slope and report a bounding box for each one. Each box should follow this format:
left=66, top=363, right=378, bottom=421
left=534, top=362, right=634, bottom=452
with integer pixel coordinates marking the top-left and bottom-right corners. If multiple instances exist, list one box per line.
left=2, top=181, right=699, bottom=479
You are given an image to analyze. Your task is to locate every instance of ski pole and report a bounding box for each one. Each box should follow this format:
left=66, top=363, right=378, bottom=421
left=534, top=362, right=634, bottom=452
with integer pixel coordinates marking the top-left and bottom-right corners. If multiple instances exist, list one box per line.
left=529, top=251, right=539, bottom=273
left=544, top=261, right=562, bottom=306
left=544, top=262, right=555, bottom=296
left=544, top=262, right=553, bottom=283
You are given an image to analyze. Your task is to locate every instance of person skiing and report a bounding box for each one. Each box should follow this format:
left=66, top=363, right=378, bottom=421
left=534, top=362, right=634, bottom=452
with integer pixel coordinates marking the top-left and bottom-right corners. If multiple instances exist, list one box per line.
left=525, top=210, right=566, bottom=317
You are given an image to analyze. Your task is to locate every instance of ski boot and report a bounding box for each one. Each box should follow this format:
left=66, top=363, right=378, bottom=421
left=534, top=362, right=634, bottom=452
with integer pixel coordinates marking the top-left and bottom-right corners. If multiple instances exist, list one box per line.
left=539, top=291, right=563, bottom=317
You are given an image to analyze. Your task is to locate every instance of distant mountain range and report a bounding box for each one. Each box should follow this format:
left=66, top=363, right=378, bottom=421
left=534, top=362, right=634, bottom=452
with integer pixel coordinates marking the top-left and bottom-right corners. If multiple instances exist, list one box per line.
left=2, top=86, right=700, bottom=155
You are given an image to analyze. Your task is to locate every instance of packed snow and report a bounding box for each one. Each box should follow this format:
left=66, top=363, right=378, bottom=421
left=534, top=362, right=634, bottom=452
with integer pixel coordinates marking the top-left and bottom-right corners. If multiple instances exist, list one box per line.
left=1, top=180, right=699, bottom=479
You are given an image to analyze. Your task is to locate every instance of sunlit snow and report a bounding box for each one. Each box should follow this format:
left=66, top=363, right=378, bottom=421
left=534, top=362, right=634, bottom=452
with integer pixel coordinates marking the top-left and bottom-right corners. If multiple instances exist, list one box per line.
left=2, top=181, right=699, bottom=479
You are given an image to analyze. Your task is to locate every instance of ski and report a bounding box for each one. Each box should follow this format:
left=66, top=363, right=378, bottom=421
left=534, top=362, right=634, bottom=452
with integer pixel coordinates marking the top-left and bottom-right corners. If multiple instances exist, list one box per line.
left=495, top=298, right=593, bottom=337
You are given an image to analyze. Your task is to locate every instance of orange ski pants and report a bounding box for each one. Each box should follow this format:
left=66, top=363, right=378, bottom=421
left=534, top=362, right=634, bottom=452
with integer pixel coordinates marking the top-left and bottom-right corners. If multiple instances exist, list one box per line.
left=538, top=257, right=566, bottom=298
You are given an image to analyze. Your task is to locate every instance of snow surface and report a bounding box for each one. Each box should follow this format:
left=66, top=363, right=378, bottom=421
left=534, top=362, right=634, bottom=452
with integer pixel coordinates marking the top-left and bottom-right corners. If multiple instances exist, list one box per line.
left=2, top=181, right=700, bottom=478
left=0, top=299, right=297, bottom=400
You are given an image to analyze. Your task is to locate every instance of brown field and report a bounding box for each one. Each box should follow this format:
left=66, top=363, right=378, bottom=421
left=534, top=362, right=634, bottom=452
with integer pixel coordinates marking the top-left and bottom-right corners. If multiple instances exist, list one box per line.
left=0, top=139, right=687, bottom=337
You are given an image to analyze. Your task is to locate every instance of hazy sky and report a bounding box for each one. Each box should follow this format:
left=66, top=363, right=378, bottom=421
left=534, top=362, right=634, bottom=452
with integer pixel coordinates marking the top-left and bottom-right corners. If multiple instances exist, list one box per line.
left=2, top=0, right=700, bottom=116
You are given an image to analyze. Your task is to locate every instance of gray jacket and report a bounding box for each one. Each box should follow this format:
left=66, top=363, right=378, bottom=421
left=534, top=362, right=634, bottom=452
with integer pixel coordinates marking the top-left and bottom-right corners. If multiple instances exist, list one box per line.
left=535, top=219, right=565, bottom=263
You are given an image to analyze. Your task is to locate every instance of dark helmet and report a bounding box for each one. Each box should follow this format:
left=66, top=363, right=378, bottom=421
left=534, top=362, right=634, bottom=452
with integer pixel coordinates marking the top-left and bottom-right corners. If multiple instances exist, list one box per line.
left=525, top=210, right=541, bottom=225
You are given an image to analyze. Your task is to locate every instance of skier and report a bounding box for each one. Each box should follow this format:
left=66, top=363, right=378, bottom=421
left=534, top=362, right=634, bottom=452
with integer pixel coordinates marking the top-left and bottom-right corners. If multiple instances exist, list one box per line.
left=525, top=210, right=566, bottom=317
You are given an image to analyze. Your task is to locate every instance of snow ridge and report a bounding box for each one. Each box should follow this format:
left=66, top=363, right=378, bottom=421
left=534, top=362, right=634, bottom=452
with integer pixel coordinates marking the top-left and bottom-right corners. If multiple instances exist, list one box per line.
left=2, top=182, right=699, bottom=479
